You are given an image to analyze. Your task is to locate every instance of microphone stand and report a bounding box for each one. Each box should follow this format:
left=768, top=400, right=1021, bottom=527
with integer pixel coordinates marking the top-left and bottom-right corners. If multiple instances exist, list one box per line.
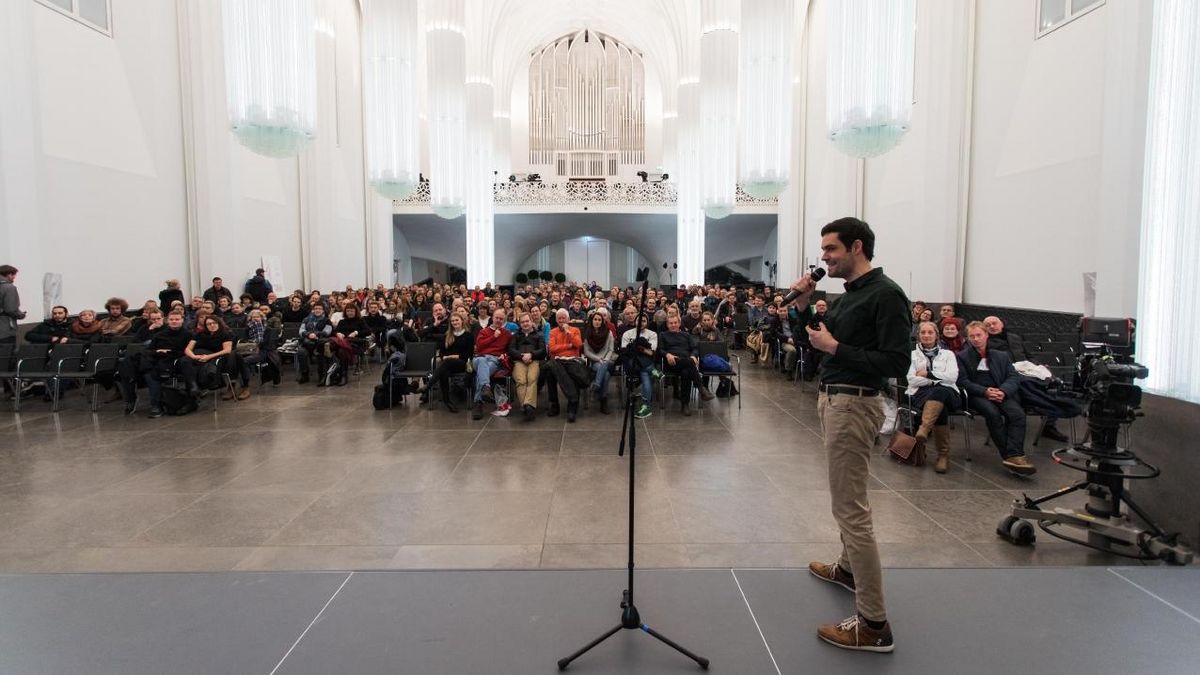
left=556, top=268, right=710, bottom=672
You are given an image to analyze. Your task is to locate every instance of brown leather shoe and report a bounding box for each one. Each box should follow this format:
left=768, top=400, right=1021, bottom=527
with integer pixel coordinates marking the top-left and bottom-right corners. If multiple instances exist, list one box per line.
left=817, top=615, right=894, bottom=653
left=237, top=386, right=251, bottom=400
left=1002, top=455, right=1038, bottom=475
left=698, top=387, right=716, bottom=401
left=808, top=561, right=855, bottom=593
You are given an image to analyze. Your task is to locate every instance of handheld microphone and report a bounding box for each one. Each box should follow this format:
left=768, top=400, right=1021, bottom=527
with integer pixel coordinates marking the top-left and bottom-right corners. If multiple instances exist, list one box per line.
left=781, top=267, right=826, bottom=306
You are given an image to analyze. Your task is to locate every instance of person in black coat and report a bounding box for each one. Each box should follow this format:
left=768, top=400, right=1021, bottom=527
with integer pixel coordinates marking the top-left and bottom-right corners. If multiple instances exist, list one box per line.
left=202, top=277, right=234, bottom=305
left=159, top=280, right=185, bottom=314
left=430, top=313, right=473, bottom=412
left=957, top=321, right=1036, bottom=475
left=26, top=306, right=73, bottom=344
left=657, top=314, right=715, bottom=415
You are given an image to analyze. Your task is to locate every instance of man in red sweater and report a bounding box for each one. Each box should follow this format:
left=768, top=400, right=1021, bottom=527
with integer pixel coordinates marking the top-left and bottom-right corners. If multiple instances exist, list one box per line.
left=472, top=308, right=512, bottom=419
left=546, top=308, right=589, bottom=422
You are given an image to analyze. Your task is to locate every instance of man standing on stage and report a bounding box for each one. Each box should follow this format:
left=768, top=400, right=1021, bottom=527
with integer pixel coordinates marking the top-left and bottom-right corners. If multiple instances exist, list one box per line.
left=787, top=218, right=910, bottom=653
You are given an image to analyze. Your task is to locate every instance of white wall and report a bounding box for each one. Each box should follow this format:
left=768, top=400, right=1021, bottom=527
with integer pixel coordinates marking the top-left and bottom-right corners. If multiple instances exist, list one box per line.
left=963, top=0, right=1107, bottom=311
left=6, top=0, right=372, bottom=315
left=28, top=0, right=189, bottom=311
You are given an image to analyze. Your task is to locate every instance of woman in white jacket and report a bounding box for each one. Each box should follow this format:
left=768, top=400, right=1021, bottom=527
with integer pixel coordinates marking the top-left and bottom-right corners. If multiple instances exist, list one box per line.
left=905, top=321, right=963, bottom=472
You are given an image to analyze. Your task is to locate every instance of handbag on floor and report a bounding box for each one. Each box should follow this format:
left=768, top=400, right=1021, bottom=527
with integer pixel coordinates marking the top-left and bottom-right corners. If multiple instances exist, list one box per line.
left=886, top=431, right=925, bottom=466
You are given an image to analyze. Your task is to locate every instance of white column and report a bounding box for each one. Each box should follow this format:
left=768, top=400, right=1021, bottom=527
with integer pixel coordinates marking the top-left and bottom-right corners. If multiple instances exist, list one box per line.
left=1095, top=0, right=1154, bottom=317
left=700, top=0, right=740, bottom=219
left=676, top=80, right=705, bottom=285
left=465, top=80, right=495, bottom=285
left=0, top=1, right=44, bottom=313
left=176, top=0, right=238, bottom=294
left=299, top=0, right=340, bottom=290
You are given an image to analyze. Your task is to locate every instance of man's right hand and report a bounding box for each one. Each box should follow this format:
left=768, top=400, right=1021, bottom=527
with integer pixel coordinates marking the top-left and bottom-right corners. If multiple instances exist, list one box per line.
left=522, top=353, right=532, bottom=363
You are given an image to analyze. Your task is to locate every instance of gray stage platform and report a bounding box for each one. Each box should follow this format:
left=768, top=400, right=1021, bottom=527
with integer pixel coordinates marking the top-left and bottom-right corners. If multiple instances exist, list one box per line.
left=0, top=566, right=1196, bottom=674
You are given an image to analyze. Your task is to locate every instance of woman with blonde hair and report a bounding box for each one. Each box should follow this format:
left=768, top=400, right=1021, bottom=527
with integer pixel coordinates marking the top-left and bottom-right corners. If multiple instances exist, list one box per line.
left=160, top=280, right=184, bottom=313
left=904, top=321, right=963, bottom=473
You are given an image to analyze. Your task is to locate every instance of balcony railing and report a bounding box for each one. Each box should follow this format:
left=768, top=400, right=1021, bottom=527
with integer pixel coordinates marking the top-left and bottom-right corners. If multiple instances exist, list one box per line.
left=393, top=181, right=778, bottom=208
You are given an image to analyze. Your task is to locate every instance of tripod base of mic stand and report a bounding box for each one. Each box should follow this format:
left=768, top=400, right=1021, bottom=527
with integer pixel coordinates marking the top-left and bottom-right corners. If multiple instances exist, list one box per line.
left=557, top=590, right=710, bottom=671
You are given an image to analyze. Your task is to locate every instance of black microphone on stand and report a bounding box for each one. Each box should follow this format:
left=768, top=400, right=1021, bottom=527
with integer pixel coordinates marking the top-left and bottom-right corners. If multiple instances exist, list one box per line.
left=780, top=267, right=826, bottom=306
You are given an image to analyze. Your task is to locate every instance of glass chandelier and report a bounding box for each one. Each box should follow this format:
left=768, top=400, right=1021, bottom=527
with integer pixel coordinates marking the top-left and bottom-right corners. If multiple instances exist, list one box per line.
left=426, top=0, right=467, bottom=220
left=825, top=0, right=915, bottom=159
left=739, top=0, right=793, bottom=199
left=700, top=0, right=739, bottom=220
left=363, top=0, right=420, bottom=199
left=221, top=0, right=317, bottom=158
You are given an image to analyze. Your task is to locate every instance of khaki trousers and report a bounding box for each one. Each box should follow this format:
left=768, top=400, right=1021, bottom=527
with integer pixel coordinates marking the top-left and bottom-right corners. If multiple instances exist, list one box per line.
left=512, top=361, right=540, bottom=408
left=818, top=391, right=887, bottom=621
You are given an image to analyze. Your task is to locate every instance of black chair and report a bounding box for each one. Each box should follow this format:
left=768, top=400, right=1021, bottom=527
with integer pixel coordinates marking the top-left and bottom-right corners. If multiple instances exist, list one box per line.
left=396, top=341, right=438, bottom=409
left=57, top=343, right=122, bottom=412
left=13, top=343, right=85, bottom=412
left=895, top=381, right=976, bottom=463
left=697, top=341, right=740, bottom=410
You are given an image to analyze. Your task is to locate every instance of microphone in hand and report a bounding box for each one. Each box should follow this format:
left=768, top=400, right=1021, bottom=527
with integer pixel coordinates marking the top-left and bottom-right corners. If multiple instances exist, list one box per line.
left=782, top=267, right=826, bottom=306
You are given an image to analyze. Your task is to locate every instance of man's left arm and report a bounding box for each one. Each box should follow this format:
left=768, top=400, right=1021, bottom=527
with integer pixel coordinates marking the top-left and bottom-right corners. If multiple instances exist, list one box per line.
left=827, top=292, right=911, bottom=379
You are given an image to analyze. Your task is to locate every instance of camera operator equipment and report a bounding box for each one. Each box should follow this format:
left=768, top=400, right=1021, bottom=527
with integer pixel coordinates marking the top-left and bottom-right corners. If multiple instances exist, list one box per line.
left=997, top=318, right=1194, bottom=565
left=789, top=217, right=912, bottom=653
left=556, top=267, right=709, bottom=671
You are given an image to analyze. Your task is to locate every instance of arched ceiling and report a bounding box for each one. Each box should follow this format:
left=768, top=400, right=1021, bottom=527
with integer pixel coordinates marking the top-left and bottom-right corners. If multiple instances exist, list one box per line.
left=456, top=0, right=699, bottom=113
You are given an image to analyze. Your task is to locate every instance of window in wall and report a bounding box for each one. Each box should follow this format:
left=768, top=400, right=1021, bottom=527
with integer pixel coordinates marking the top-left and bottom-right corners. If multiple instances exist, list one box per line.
left=34, top=0, right=111, bottom=36
left=1036, top=0, right=1103, bottom=39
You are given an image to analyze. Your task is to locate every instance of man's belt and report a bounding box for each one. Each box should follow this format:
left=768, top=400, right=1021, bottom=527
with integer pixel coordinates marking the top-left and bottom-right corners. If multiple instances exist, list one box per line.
left=819, top=384, right=880, bottom=397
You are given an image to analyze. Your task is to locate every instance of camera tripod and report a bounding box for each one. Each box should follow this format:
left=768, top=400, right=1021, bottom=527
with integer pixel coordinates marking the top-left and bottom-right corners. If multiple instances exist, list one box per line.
left=999, top=419, right=1194, bottom=565
left=556, top=270, right=709, bottom=671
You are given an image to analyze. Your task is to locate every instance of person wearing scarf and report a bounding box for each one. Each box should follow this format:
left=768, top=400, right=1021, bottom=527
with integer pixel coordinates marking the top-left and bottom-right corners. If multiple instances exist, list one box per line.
left=904, top=321, right=963, bottom=472
left=583, top=311, right=616, bottom=414
left=70, top=309, right=104, bottom=343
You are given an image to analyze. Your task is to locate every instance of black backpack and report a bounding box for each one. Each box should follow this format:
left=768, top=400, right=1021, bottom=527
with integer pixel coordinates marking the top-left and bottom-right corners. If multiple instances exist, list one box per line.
left=160, top=385, right=198, bottom=416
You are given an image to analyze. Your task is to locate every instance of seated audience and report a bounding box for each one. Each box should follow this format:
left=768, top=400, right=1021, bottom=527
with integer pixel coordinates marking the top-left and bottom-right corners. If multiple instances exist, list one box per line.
left=243, top=309, right=280, bottom=386
left=182, top=315, right=248, bottom=400
left=939, top=321, right=965, bottom=352
left=938, top=304, right=964, bottom=334
left=297, top=304, right=333, bottom=384
left=905, top=321, right=963, bottom=473
left=98, top=298, right=132, bottom=338
left=26, top=305, right=72, bottom=344
left=223, top=302, right=247, bottom=329
left=583, top=311, right=616, bottom=415
left=545, top=308, right=588, bottom=422
left=657, top=314, right=715, bottom=416
left=431, top=313, right=473, bottom=412
left=471, top=308, right=512, bottom=419
left=956, top=321, right=1035, bottom=475
left=508, top=312, right=546, bottom=421
left=280, top=295, right=309, bottom=323
left=140, top=311, right=191, bottom=418
left=70, top=309, right=103, bottom=343
left=620, top=314, right=659, bottom=419
left=983, top=315, right=1068, bottom=442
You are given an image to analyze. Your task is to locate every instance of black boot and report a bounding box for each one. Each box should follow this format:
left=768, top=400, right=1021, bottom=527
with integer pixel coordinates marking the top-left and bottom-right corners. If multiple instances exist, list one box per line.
left=598, top=398, right=609, bottom=415
left=442, top=397, right=458, bottom=413
left=567, top=402, right=578, bottom=423
left=548, top=403, right=560, bottom=417
left=680, top=400, right=692, bottom=416
left=471, top=401, right=483, bottom=420
left=297, top=373, right=309, bottom=384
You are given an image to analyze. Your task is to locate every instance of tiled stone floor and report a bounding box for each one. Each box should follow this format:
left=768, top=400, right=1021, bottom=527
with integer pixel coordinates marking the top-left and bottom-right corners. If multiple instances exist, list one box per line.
left=0, top=354, right=1144, bottom=573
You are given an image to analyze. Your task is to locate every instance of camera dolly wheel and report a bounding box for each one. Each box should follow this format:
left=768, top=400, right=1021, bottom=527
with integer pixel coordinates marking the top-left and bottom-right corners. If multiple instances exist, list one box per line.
left=997, top=515, right=1036, bottom=545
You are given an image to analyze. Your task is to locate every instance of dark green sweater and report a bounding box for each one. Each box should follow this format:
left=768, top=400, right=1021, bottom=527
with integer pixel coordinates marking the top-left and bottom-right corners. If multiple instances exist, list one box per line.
left=805, top=267, right=911, bottom=390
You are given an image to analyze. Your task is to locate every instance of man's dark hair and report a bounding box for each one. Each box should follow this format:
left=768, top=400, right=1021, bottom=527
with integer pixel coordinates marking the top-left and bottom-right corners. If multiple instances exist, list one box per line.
left=255, top=268, right=265, bottom=276
left=820, top=217, right=876, bottom=261
left=212, top=276, right=222, bottom=282
left=0, top=264, right=17, bottom=277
